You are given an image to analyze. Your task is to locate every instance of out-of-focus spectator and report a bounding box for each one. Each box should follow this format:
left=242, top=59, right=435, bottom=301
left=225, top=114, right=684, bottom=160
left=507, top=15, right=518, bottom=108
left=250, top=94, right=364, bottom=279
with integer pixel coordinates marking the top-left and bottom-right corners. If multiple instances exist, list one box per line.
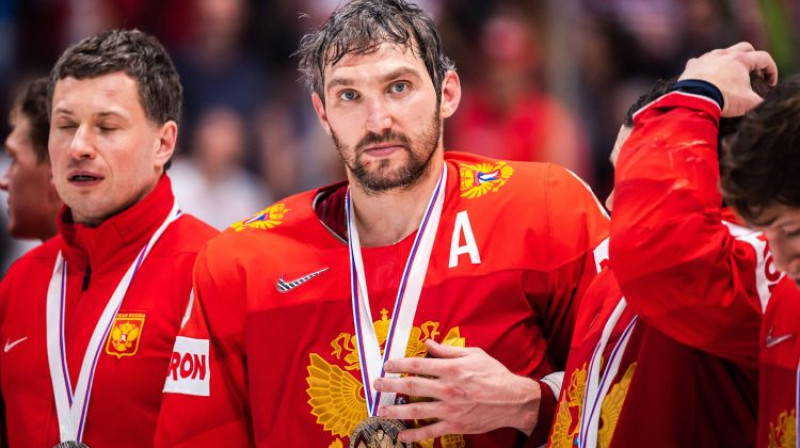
left=0, top=77, right=62, bottom=274
left=170, top=107, right=271, bottom=230
left=256, top=69, right=343, bottom=199
left=449, top=10, right=593, bottom=181
left=174, top=0, right=266, bottom=151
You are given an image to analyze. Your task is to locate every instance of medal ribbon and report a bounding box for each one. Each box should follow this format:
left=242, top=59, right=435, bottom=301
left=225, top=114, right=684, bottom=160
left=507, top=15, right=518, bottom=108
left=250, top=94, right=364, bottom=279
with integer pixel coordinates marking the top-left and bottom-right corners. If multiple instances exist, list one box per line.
left=46, top=201, right=181, bottom=443
left=347, top=165, right=447, bottom=417
left=578, top=298, right=638, bottom=448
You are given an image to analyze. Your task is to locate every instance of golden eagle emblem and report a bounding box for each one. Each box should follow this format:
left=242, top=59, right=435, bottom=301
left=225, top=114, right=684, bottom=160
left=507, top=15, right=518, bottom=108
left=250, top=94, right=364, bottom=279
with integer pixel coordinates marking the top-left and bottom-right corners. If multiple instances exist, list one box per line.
left=105, top=312, right=145, bottom=359
left=550, top=362, right=587, bottom=447
left=769, top=409, right=797, bottom=448
left=306, top=309, right=465, bottom=448
left=231, top=203, right=289, bottom=232
left=459, top=161, right=514, bottom=199
left=550, top=361, right=637, bottom=448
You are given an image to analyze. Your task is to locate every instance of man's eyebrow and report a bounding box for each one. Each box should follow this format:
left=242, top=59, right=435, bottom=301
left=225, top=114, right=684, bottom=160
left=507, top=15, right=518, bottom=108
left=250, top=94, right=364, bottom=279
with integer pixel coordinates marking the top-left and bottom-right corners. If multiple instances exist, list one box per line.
left=96, top=111, right=126, bottom=119
left=52, top=107, right=74, bottom=116
left=379, top=67, right=421, bottom=83
left=325, top=77, right=354, bottom=92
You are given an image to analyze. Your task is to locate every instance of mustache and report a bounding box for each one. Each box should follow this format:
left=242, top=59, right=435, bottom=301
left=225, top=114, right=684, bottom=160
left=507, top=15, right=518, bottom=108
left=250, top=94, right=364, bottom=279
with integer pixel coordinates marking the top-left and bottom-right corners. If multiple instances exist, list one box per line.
left=356, top=130, right=412, bottom=152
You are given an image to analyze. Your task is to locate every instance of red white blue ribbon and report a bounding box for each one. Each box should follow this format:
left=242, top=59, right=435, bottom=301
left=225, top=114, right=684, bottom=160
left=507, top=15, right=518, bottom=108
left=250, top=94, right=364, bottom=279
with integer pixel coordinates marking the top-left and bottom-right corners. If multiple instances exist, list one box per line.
left=578, top=298, right=638, bottom=448
left=346, top=165, right=447, bottom=417
left=46, top=201, right=181, bottom=443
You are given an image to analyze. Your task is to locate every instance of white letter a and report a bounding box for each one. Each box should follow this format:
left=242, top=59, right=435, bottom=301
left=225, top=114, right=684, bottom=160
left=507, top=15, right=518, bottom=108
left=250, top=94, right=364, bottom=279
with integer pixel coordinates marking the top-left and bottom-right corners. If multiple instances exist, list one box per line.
left=449, top=210, right=481, bottom=268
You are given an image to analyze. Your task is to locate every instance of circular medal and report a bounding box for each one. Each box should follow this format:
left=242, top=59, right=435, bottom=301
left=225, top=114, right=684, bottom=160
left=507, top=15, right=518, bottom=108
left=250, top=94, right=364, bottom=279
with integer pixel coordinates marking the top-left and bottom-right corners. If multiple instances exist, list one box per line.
left=53, top=442, right=90, bottom=448
left=349, top=417, right=411, bottom=448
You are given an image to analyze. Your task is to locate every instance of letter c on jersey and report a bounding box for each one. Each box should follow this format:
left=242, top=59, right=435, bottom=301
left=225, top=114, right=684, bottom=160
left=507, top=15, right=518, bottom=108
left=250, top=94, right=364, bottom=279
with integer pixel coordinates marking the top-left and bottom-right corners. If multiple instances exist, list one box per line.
left=163, top=336, right=211, bottom=397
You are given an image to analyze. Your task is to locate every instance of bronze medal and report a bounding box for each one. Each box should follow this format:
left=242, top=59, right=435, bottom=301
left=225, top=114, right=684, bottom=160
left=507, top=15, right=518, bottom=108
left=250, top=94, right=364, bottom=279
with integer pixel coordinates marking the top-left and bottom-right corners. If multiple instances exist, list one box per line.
left=53, top=442, right=90, bottom=448
left=349, top=417, right=411, bottom=448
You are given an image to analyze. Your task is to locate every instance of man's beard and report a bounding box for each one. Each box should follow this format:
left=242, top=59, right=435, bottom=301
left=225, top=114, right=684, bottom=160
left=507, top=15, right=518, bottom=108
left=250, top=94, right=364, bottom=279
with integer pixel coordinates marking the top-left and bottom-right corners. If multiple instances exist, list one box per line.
left=333, top=110, right=441, bottom=194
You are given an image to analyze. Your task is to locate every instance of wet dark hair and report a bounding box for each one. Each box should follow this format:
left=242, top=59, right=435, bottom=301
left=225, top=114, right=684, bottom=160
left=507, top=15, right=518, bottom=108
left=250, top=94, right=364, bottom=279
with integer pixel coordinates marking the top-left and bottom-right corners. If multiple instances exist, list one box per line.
left=49, top=29, right=182, bottom=168
left=13, top=77, right=50, bottom=163
left=721, top=76, right=800, bottom=225
left=623, top=77, right=678, bottom=128
left=295, top=0, right=455, bottom=103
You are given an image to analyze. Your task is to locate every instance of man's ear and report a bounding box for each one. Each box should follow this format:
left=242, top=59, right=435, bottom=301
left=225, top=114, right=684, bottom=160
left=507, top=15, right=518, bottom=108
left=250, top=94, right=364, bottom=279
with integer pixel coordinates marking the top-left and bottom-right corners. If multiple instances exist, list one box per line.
left=311, top=92, right=332, bottom=136
left=154, top=120, right=178, bottom=170
left=439, top=70, right=462, bottom=119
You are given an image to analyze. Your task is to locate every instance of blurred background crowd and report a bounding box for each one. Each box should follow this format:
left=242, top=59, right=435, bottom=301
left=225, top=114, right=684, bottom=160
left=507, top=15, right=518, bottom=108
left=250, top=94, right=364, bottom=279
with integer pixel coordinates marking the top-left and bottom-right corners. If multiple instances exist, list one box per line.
left=1, top=0, right=798, bottom=273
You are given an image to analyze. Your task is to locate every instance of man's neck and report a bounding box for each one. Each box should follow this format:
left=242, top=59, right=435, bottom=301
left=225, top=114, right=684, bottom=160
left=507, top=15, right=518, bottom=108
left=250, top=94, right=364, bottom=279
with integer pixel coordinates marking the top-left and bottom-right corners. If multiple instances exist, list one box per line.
left=349, top=158, right=444, bottom=247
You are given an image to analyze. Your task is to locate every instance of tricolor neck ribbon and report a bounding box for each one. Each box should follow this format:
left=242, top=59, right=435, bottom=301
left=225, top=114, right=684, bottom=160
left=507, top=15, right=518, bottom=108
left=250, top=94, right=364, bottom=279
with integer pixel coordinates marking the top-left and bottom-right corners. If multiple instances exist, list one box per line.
left=46, top=201, right=181, bottom=443
left=578, top=297, right=638, bottom=448
left=346, top=165, right=447, bottom=417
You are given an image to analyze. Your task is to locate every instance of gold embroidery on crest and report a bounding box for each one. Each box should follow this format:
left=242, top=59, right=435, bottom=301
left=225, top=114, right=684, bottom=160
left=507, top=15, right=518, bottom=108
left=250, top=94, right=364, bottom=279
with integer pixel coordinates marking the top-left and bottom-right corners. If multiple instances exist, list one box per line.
left=306, top=308, right=466, bottom=447
left=105, top=312, right=145, bottom=359
left=549, top=361, right=637, bottom=448
left=551, top=362, right=587, bottom=447
left=598, top=362, right=636, bottom=448
left=231, top=203, right=289, bottom=232
left=459, top=161, right=514, bottom=199
left=769, top=409, right=797, bottom=448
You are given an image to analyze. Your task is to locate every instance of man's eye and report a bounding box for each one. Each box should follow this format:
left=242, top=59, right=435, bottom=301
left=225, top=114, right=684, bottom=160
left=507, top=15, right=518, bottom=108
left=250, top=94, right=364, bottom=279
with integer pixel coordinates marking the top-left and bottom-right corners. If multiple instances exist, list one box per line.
left=783, top=228, right=800, bottom=238
left=340, top=90, right=358, bottom=101
left=391, top=82, right=409, bottom=94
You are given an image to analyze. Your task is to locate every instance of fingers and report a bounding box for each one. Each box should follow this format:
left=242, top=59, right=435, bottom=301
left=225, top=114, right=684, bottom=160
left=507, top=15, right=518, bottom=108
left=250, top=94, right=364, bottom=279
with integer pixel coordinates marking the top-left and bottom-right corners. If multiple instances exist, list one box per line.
left=424, top=339, right=469, bottom=358
left=384, top=355, right=455, bottom=377
left=740, top=50, right=779, bottom=85
left=726, top=41, right=756, bottom=53
left=397, top=420, right=450, bottom=443
left=374, top=375, right=466, bottom=401
left=378, top=400, right=442, bottom=421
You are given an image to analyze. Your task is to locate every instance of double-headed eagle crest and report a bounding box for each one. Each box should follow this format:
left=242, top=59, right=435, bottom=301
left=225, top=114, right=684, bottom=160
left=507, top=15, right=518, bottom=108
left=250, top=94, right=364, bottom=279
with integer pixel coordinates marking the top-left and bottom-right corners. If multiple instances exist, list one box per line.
left=231, top=203, right=289, bottom=232
left=550, top=361, right=636, bottom=448
left=306, top=309, right=466, bottom=448
left=459, top=161, right=514, bottom=200
left=105, top=312, right=145, bottom=359
left=769, top=409, right=797, bottom=448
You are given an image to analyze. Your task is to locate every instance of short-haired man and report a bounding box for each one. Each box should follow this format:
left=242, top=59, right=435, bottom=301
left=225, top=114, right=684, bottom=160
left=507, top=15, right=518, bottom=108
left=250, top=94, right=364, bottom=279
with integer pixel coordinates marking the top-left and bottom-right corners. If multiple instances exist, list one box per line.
left=1, top=77, right=62, bottom=241
left=607, top=42, right=796, bottom=448
left=156, top=1, right=608, bottom=446
left=0, top=29, right=217, bottom=447
left=549, top=78, right=764, bottom=447
left=721, top=76, right=800, bottom=447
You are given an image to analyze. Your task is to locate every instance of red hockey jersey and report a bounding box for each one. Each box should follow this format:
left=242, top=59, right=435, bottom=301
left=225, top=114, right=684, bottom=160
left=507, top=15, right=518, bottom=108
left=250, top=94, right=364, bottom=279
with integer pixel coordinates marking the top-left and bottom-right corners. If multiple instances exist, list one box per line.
left=155, top=152, right=609, bottom=447
left=0, top=176, right=217, bottom=448
left=550, top=229, right=760, bottom=447
left=608, top=91, right=798, bottom=447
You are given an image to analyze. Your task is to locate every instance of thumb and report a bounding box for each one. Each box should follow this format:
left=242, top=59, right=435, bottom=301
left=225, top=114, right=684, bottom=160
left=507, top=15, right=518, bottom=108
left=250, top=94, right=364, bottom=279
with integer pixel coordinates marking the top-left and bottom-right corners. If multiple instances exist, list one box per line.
left=425, top=339, right=468, bottom=358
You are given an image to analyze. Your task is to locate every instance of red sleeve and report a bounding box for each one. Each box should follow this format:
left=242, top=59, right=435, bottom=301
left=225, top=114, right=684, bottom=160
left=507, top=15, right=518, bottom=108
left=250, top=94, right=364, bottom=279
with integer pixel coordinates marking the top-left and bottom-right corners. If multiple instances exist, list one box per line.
left=522, top=165, right=608, bottom=443
left=525, top=379, right=558, bottom=447
left=155, top=239, right=253, bottom=447
left=609, top=92, right=765, bottom=368
left=531, top=164, right=609, bottom=369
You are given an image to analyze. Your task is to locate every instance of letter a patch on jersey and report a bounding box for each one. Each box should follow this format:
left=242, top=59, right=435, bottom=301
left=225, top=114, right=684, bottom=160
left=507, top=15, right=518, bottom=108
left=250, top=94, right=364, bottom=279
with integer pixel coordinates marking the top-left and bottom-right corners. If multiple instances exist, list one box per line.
left=449, top=210, right=481, bottom=268
left=163, top=336, right=211, bottom=397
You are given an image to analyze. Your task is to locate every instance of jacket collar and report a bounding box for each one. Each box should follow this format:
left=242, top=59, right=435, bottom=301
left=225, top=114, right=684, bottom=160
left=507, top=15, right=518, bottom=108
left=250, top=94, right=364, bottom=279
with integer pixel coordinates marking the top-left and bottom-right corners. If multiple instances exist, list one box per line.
left=58, top=175, right=175, bottom=273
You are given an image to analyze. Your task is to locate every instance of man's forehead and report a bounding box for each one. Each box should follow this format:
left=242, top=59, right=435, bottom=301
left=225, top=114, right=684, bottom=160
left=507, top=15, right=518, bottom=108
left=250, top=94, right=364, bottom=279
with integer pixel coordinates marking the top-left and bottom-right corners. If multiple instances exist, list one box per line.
left=323, top=43, right=422, bottom=77
left=753, top=203, right=800, bottom=229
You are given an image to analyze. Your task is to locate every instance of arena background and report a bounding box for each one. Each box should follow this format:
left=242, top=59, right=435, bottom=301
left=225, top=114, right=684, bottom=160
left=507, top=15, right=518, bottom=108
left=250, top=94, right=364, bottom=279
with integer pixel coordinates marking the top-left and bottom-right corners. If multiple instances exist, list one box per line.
left=0, top=0, right=798, bottom=274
